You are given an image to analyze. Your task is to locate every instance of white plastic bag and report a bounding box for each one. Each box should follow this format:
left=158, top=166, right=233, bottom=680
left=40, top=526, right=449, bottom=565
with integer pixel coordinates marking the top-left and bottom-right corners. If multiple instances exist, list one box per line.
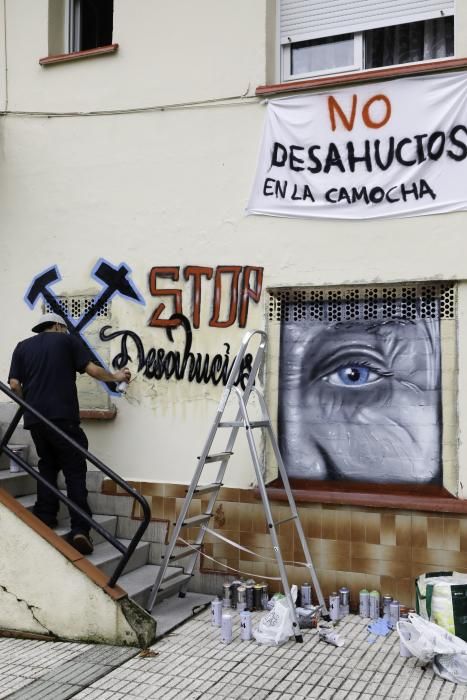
left=397, top=614, right=467, bottom=665
left=433, top=654, right=467, bottom=684
left=253, top=597, right=294, bottom=645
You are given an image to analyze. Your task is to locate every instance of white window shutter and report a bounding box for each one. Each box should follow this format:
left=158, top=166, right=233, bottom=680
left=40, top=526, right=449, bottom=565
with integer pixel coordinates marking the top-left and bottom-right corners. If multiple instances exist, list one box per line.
left=280, top=0, right=454, bottom=44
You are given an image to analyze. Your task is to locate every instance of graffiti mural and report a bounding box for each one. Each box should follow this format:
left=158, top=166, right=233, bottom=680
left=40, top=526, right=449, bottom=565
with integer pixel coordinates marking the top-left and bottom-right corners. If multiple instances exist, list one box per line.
left=25, top=260, right=145, bottom=395
left=25, top=261, right=263, bottom=392
left=101, top=314, right=253, bottom=389
left=278, top=297, right=442, bottom=484
left=148, top=265, right=263, bottom=329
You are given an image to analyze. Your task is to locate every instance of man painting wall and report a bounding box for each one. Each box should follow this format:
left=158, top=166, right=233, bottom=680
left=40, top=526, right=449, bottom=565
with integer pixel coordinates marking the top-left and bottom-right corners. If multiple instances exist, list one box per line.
left=8, top=313, right=131, bottom=554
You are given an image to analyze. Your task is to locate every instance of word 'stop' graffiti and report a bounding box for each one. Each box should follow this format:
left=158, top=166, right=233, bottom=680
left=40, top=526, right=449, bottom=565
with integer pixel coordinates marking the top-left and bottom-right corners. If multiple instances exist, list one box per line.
left=148, top=265, right=263, bottom=329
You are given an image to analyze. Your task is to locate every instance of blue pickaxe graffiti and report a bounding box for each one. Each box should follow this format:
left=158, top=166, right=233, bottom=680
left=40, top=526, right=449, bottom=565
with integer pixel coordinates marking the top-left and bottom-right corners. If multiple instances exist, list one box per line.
left=25, top=259, right=145, bottom=395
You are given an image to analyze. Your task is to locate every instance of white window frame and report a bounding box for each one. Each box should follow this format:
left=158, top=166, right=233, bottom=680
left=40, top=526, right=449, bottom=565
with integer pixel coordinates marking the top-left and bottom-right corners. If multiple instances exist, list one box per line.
left=64, top=0, right=80, bottom=53
left=281, top=33, right=363, bottom=82
left=278, top=1, right=455, bottom=83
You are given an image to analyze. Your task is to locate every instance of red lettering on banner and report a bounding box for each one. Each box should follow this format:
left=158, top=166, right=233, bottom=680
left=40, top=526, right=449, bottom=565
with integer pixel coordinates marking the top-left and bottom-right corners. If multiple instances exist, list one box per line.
left=328, top=95, right=357, bottom=132
left=328, top=93, right=392, bottom=131
left=362, top=94, right=391, bottom=129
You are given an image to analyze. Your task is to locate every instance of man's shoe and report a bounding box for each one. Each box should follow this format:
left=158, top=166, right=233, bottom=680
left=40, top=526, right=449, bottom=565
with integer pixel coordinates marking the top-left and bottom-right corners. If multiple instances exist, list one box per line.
left=70, top=532, right=94, bottom=555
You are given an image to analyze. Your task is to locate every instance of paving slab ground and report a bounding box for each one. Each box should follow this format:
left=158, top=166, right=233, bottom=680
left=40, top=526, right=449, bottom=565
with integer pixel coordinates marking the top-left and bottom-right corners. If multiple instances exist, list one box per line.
left=1, top=612, right=467, bottom=699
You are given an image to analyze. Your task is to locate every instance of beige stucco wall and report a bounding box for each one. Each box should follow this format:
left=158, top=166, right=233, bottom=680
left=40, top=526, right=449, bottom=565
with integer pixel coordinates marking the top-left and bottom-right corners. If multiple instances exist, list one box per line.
left=0, top=499, right=141, bottom=643
left=1, top=1, right=467, bottom=490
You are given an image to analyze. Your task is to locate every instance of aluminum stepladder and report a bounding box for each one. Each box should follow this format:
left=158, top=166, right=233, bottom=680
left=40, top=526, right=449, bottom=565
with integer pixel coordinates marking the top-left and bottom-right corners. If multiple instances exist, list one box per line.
left=145, top=330, right=328, bottom=640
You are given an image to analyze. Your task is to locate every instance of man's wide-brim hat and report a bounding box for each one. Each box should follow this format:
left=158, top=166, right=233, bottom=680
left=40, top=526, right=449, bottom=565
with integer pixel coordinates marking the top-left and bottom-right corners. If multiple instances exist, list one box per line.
left=32, top=312, right=67, bottom=333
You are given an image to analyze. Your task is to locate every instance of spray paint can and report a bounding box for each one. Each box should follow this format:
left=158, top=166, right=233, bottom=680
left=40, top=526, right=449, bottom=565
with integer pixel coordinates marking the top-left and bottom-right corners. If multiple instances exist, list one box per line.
left=231, top=581, right=241, bottom=609
left=211, top=599, right=223, bottom=626
left=382, top=595, right=393, bottom=621
left=389, top=600, right=400, bottom=630
left=339, top=587, right=350, bottom=617
left=399, top=606, right=409, bottom=620
left=261, top=583, right=269, bottom=610
left=221, top=612, right=233, bottom=644
left=359, top=589, right=370, bottom=618
left=301, top=583, right=312, bottom=607
left=369, top=590, right=380, bottom=619
left=254, top=584, right=263, bottom=611
left=117, top=381, right=128, bottom=394
left=222, top=582, right=231, bottom=608
left=329, top=592, right=340, bottom=621
left=240, top=610, right=252, bottom=641
left=245, top=583, right=255, bottom=611
left=237, top=586, right=246, bottom=612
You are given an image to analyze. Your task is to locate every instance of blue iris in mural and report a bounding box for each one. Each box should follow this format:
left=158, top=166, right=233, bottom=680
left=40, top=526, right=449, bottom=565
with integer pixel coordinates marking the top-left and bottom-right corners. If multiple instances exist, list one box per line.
left=324, top=363, right=383, bottom=387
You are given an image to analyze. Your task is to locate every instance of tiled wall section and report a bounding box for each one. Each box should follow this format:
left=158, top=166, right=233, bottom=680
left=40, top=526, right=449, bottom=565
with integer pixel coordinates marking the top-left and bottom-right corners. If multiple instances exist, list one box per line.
left=103, top=481, right=467, bottom=609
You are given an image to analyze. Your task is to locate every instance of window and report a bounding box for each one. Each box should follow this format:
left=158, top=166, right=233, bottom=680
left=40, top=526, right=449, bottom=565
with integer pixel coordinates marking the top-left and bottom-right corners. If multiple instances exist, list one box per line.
left=68, top=0, right=114, bottom=53
left=280, top=1, right=455, bottom=81
left=265, top=282, right=457, bottom=493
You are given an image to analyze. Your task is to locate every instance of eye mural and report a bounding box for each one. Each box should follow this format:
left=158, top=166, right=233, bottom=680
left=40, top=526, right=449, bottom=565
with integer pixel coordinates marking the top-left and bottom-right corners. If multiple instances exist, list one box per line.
left=277, top=289, right=448, bottom=485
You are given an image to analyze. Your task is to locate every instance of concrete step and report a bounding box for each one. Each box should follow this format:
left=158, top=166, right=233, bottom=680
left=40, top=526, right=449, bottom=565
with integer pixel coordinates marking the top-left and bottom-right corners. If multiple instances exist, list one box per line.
left=56, top=514, right=118, bottom=546
left=0, top=469, right=38, bottom=497
left=86, top=539, right=150, bottom=577
left=16, top=495, right=118, bottom=546
left=17, top=493, right=68, bottom=520
left=117, top=564, right=185, bottom=608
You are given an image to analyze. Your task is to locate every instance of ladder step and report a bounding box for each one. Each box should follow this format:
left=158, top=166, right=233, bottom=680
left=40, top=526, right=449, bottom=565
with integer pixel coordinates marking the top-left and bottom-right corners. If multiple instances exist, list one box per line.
left=192, top=483, right=223, bottom=495
left=218, top=421, right=243, bottom=428
left=272, top=515, right=298, bottom=527
left=199, top=452, right=233, bottom=463
left=159, top=573, right=192, bottom=592
left=249, top=421, right=270, bottom=428
left=180, top=513, right=212, bottom=527
left=169, top=545, right=200, bottom=562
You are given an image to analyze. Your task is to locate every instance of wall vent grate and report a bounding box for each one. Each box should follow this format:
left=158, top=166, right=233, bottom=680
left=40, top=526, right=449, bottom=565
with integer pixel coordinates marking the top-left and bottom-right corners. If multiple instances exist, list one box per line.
left=268, top=282, right=456, bottom=323
left=44, top=296, right=110, bottom=320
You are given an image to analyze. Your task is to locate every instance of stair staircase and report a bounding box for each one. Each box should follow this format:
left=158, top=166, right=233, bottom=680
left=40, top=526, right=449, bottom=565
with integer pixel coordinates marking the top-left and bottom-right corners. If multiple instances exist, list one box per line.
left=0, top=435, right=212, bottom=645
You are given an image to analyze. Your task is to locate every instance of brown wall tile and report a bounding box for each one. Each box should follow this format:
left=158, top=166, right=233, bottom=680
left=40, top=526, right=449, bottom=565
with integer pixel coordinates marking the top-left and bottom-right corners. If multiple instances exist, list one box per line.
left=365, top=513, right=381, bottom=545
left=149, top=496, right=165, bottom=519
left=353, top=542, right=411, bottom=563
left=444, top=517, right=460, bottom=552
left=300, top=506, right=322, bottom=539
left=395, top=514, right=411, bottom=546
left=412, top=547, right=466, bottom=570
left=321, top=508, right=337, bottom=540
left=165, top=484, right=188, bottom=499
left=351, top=557, right=409, bottom=579
left=336, top=510, right=351, bottom=542
left=380, top=514, right=396, bottom=546
left=412, top=515, right=427, bottom=548
left=427, top=516, right=444, bottom=550
left=351, top=512, right=366, bottom=543
left=140, top=482, right=164, bottom=497
left=460, top=519, right=467, bottom=552
left=218, top=487, right=240, bottom=503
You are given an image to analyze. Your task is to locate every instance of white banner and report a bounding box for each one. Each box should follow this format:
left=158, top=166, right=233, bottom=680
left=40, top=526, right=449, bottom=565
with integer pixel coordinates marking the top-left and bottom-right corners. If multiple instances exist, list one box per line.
left=247, top=72, right=467, bottom=220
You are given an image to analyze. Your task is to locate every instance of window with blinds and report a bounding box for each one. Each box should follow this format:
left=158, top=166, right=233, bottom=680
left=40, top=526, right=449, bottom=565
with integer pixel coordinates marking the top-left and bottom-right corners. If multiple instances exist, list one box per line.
left=279, top=1, right=454, bottom=81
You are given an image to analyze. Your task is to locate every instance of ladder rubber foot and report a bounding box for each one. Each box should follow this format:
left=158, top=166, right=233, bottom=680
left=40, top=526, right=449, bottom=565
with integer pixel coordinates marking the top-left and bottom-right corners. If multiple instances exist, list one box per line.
left=294, top=634, right=304, bottom=643
left=179, top=592, right=186, bottom=598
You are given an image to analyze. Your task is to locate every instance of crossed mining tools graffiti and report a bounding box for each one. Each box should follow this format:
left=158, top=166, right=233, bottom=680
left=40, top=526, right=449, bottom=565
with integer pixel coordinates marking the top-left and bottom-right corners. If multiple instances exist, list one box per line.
left=25, top=259, right=145, bottom=394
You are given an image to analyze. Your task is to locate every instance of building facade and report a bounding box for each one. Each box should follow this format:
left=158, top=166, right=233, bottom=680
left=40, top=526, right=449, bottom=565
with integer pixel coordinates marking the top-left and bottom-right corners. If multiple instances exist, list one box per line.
left=2, top=0, right=467, bottom=605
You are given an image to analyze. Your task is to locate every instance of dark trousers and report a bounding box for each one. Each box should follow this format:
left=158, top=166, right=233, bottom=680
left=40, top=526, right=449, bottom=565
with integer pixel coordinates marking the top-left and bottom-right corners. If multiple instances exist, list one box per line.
left=30, top=420, right=92, bottom=535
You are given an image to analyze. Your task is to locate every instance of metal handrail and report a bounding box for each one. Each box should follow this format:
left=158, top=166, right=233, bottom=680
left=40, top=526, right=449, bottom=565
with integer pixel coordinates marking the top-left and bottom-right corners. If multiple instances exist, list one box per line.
left=0, top=380, right=151, bottom=588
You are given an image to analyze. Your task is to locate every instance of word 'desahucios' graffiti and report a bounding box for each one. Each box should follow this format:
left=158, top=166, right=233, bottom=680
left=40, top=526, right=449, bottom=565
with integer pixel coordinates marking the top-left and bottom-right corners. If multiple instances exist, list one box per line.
left=148, top=265, right=263, bottom=329
left=100, top=314, right=253, bottom=389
